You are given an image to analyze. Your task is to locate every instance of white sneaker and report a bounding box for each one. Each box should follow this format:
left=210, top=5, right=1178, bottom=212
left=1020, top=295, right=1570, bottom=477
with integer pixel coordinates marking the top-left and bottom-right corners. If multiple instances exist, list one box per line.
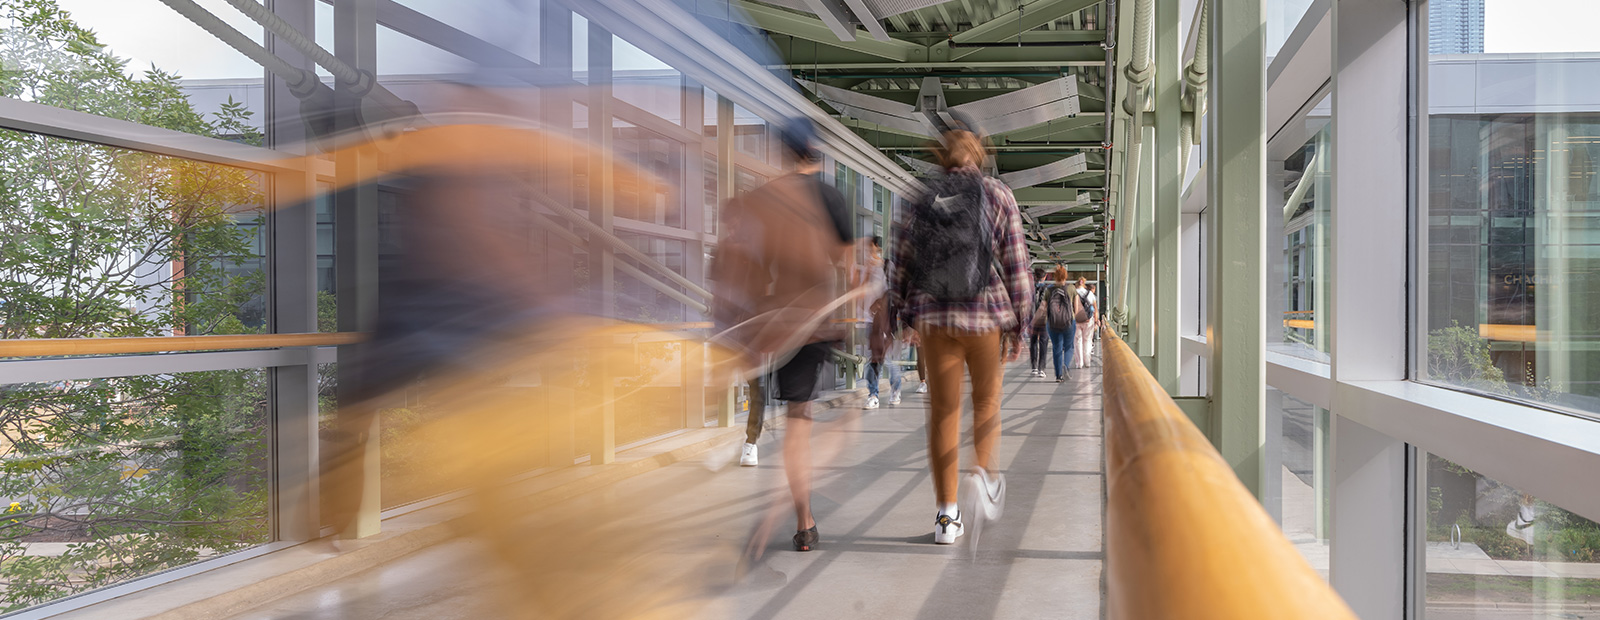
left=916, top=381, right=928, bottom=394
left=933, top=510, right=964, bottom=544
left=865, top=395, right=880, bottom=410
left=970, top=467, right=1006, bottom=521
left=889, top=391, right=901, bottom=406
left=1507, top=504, right=1536, bottom=545
left=739, top=442, right=758, bottom=467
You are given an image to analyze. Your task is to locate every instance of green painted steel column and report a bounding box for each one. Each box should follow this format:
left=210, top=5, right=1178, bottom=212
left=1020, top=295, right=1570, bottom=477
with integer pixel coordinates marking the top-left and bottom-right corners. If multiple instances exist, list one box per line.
left=1205, top=0, right=1267, bottom=499
left=1153, top=0, right=1182, bottom=392
left=1135, top=124, right=1156, bottom=360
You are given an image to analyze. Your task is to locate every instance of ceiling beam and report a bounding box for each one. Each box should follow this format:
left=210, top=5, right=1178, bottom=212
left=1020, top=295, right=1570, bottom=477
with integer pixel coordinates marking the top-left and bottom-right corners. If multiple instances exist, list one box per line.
left=839, top=0, right=892, bottom=41
left=885, top=29, right=1108, bottom=45
left=1050, top=231, right=1099, bottom=246
left=723, top=1, right=923, bottom=61
left=1014, top=186, right=1097, bottom=203
left=952, top=0, right=1106, bottom=43
left=998, top=113, right=1105, bottom=140
left=934, top=0, right=1108, bottom=61
left=802, top=0, right=862, bottom=42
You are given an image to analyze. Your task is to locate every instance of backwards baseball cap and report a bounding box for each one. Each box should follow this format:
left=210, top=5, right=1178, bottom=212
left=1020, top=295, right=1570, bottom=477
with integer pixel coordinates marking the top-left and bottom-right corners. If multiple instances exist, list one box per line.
left=779, top=117, right=822, bottom=161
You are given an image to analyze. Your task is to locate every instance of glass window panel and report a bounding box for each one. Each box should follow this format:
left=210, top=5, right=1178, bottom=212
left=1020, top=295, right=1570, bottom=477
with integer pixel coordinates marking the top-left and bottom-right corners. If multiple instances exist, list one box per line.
left=1425, top=455, right=1600, bottom=615
left=389, top=0, right=541, bottom=63
left=314, top=184, right=337, bottom=309
left=1266, top=0, right=1317, bottom=61
left=1268, top=388, right=1330, bottom=579
left=612, top=37, right=681, bottom=125
left=0, top=369, right=271, bottom=612
left=18, top=0, right=266, bottom=138
left=613, top=121, right=684, bottom=227
left=0, top=128, right=267, bottom=341
left=703, top=88, right=721, bottom=140
left=614, top=232, right=687, bottom=323
left=704, top=152, right=719, bottom=235
left=733, top=104, right=766, bottom=159
left=735, top=168, right=763, bottom=195
left=1267, top=92, right=1331, bottom=362
left=1423, top=1, right=1600, bottom=415
left=376, top=25, right=465, bottom=76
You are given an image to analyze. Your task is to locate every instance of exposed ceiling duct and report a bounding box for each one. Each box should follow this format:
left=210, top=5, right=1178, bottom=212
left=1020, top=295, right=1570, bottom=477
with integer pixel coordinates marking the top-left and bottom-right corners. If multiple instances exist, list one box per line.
left=999, top=153, right=1089, bottom=189
left=1039, top=215, right=1098, bottom=236
left=1027, top=195, right=1093, bottom=218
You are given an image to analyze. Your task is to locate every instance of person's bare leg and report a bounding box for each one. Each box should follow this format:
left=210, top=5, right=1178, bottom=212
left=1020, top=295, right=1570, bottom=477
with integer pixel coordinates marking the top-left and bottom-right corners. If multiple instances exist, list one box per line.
left=784, top=403, right=815, bottom=529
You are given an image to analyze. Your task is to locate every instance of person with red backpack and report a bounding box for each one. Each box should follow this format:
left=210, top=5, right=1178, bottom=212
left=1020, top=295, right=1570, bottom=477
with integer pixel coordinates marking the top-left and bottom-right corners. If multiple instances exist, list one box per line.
left=1044, top=266, right=1078, bottom=382
left=889, top=115, right=1032, bottom=545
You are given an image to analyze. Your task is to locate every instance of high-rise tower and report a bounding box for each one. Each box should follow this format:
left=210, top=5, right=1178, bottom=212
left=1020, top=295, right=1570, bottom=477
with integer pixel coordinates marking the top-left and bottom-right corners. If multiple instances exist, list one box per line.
left=1430, top=0, right=1486, bottom=54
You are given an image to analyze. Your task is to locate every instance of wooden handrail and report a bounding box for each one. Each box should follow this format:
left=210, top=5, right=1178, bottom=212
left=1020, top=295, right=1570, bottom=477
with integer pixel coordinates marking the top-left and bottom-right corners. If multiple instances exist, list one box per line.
left=1099, top=325, right=1355, bottom=619
left=0, top=332, right=365, bottom=358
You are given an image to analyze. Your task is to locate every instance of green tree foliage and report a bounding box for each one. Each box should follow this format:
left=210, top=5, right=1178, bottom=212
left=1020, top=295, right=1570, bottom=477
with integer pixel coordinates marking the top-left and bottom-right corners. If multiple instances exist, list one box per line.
left=1427, top=322, right=1506, bottom=392
left=0, top=1, right=270, bottom=610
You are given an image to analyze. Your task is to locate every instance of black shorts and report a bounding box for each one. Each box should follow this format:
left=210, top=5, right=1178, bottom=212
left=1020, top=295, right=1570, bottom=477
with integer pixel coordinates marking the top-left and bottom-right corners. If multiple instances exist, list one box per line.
left=775, top=341, right=835, bottom=405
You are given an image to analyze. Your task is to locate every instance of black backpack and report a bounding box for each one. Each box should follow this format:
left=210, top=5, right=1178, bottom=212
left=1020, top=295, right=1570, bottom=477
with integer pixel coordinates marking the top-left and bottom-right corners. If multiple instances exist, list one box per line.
left=1047, top=286, right=1073, bottom=331
left=907, top=172, right=994, bottom=301
left=1075, top=291, right=1094, bottom=322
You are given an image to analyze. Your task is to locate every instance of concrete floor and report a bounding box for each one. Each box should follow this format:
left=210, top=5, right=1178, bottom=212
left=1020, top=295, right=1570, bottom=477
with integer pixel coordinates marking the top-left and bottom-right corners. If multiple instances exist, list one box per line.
left=228, top=361, right=1106, bottom=620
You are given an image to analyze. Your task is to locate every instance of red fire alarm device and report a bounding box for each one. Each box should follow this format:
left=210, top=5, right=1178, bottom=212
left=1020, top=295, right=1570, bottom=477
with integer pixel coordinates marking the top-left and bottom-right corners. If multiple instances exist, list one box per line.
left=1109, top=218, right=1116, bottom=232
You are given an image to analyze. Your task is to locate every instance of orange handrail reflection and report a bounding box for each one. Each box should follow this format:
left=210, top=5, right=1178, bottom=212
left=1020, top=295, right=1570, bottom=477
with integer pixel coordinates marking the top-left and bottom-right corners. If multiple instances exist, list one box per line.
left=1100, top=325, right=1355, bottom=619
left=1479, top=323, right=1536, bottom=343
left=0, top=332, right=364, bottom=358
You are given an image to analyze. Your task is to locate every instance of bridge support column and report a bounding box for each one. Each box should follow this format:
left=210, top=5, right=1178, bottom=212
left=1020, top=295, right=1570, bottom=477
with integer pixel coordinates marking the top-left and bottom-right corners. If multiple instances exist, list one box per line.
left=1153, top=0, right=1182, bottom=393
left=1205, top=0, right=1267, bottom=499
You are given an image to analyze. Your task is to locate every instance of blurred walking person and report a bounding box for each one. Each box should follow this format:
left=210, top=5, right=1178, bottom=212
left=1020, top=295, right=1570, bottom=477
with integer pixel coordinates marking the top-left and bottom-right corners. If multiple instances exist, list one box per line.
left=889, top=117, right=1031, bottom=545
left=710, top=119, right=856, bottom=552
left=863, top=236, right=901, bottom=408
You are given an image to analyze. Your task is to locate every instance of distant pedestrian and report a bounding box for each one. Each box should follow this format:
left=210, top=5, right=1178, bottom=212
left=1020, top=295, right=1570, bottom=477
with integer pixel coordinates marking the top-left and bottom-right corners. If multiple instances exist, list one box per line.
left=864, top=236, right=902, bottom=409
left=1044, top=266, right=1076, bottom=382
left=1071, top=278, right=1097, bottom=369
left=1029, top=267, right=1051, bottom=378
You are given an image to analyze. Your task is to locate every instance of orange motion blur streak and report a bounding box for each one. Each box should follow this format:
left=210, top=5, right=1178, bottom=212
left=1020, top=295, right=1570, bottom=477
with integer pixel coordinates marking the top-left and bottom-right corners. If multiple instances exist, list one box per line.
left=1100, top=325, right=1356, bottom=620
left=0, top=332, right=364, bottom=358
left=273, top=124, right=667, bottom=205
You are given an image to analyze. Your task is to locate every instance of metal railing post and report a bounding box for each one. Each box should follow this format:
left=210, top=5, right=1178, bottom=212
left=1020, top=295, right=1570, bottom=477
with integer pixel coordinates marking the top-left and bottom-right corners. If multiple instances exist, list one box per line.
left=682, top=338, right=707, bottom=429
left=719, top=385, right=737, bottom=428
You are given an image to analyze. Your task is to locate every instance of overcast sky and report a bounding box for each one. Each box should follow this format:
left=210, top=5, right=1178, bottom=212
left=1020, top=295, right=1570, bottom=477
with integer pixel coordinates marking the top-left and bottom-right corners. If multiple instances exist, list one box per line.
left=1484, top=0, right=1600, bottom=53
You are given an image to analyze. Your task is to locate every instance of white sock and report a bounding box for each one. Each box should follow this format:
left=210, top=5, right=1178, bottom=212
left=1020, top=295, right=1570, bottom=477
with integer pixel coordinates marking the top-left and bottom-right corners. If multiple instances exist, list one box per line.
left=939, top=501, right=958, bottom=517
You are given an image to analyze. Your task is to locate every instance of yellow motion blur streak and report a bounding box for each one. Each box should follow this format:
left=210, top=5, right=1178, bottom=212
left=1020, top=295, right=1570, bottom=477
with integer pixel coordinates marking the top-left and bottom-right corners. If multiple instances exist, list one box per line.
left=326, top=319, right=747, bottom=620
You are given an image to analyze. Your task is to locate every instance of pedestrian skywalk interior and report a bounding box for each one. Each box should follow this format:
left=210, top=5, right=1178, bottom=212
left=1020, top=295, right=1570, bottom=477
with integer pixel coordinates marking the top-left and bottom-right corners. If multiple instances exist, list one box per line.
left=0, top=0, right=1598, bottom=619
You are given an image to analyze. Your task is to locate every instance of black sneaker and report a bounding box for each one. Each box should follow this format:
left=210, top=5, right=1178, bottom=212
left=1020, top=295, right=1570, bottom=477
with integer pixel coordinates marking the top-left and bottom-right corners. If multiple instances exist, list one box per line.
left=793, top=525, right=818, bottom=552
